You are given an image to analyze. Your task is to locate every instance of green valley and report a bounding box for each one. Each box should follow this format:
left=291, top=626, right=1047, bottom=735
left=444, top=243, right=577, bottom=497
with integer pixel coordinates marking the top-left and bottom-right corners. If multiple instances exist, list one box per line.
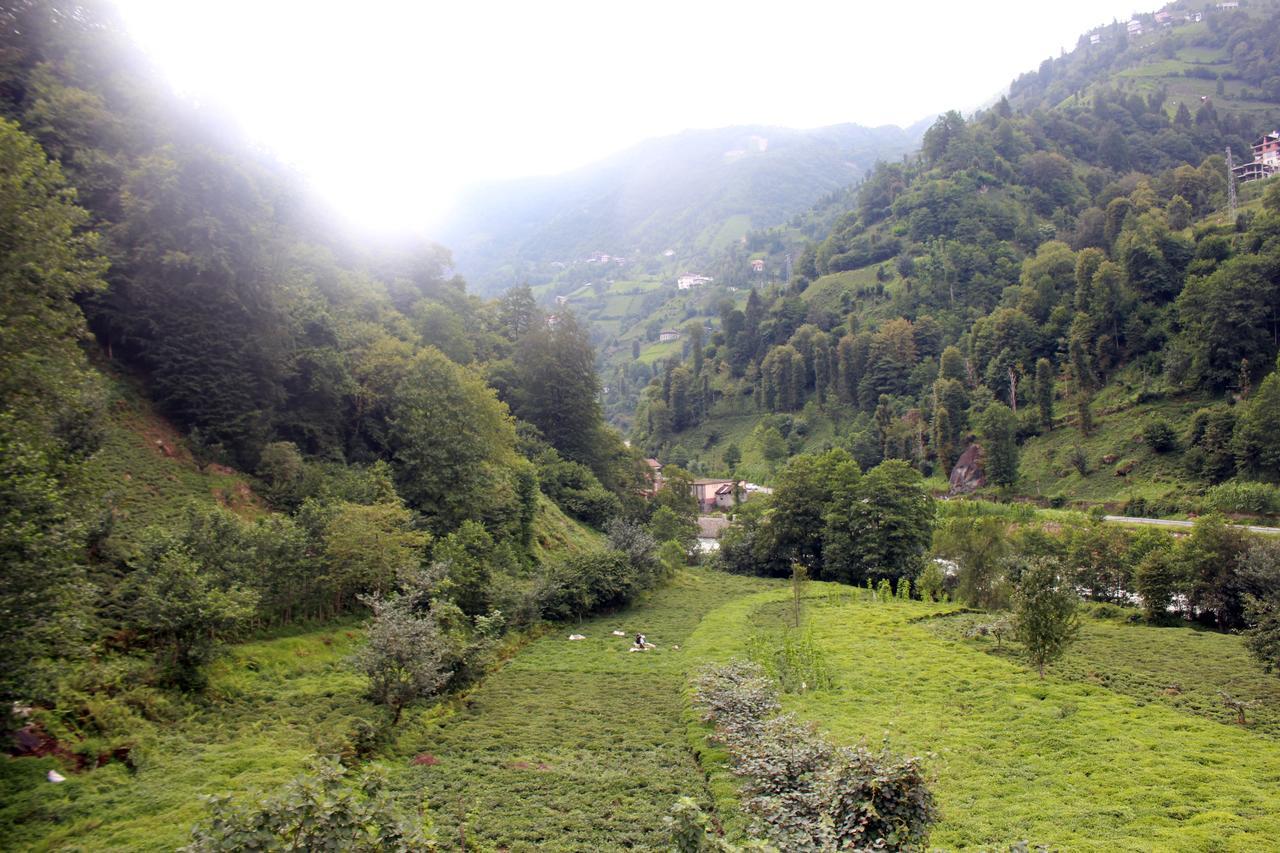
left=7, top=0, right=1280, bottom=850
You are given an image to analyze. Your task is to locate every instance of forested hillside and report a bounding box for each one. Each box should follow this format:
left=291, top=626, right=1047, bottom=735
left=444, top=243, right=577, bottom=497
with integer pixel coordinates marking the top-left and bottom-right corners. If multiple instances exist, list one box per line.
left=8, top=2, right=1280, bottom=849
left=630, top=0, right=1280, bottom=516
left=0, top=0, right=674, bottom=759
left=439, top=122, right=921, bottom=293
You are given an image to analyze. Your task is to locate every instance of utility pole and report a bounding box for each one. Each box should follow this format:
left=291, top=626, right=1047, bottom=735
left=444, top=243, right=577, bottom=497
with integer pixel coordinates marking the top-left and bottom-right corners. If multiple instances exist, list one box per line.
left=1226, top=146, right=1238, bottom=221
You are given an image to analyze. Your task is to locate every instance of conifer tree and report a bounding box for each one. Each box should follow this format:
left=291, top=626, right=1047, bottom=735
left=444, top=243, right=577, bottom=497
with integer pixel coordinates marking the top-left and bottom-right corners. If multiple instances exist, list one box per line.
left=976, top=402, right=1019, bottom=488
left=932, top=406, right=957, bottom=476
left=1035, top=358, right=1055, bottom=431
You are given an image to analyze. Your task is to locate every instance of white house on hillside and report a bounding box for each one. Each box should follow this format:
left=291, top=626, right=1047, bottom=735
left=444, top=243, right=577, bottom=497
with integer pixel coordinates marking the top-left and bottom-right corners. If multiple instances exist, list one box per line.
left=677, top=274, right=714, bottom=290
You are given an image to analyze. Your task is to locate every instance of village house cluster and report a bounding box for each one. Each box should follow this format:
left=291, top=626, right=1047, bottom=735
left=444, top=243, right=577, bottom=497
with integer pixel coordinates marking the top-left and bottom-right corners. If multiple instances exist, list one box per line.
left=1113, top=4, right=1220, bottom=40
left=644, top=458, right=773, bottom=514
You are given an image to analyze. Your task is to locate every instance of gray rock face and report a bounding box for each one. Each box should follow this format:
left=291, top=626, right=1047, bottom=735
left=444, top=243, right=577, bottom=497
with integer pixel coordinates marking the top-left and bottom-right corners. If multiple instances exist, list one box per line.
left=949, top=444, right=986, bottom=495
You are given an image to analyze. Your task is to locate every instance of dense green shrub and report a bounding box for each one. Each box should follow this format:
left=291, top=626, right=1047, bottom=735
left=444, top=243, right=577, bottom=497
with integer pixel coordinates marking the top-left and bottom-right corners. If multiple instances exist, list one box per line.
left=183, top=759, right=434, bottom=851
left=536, top=452, right=622, bottom=526
left=1142, top=419, right=1178, bottom=453
left=1243, top=541, right=1280, bottom=673
left=538, top=549, right=640, bottom=620
left=116, top=533, right=258, bottom=692
left=1204, top=480, right=1280, bottom=516
left=691, top=661, right=936, bottom=850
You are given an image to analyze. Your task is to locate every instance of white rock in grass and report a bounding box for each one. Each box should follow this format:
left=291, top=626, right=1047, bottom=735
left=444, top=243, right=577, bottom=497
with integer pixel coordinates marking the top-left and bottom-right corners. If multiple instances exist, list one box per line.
left=568, top=634, right=586, bottom=640
left=47, top=770, right=66, bottom=783
left=611, top=630, right=627, bottom=637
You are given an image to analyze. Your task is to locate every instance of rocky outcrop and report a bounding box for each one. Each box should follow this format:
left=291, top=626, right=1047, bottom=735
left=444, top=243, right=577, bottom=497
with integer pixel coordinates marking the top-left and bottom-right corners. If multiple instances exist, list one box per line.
left=948, top=444, right=986, bottom=495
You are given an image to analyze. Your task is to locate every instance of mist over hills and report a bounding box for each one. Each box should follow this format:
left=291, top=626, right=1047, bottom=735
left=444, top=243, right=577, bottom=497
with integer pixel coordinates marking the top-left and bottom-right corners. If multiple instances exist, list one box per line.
left=438, top=121, right=926, bottom=292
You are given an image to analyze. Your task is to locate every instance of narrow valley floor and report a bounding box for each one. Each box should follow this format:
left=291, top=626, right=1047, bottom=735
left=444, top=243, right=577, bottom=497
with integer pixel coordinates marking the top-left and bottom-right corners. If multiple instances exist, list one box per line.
left=388, top=569, right=776, bottom=851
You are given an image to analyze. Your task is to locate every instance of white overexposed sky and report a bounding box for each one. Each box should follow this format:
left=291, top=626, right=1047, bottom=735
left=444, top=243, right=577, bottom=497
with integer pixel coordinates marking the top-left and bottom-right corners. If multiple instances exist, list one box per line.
left=110, top=0, right=1145, bottom=235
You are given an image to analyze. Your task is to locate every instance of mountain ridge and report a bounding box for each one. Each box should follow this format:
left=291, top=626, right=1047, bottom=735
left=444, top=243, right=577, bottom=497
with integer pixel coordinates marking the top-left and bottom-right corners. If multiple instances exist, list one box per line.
left=438, top=121, right=924, bottom=292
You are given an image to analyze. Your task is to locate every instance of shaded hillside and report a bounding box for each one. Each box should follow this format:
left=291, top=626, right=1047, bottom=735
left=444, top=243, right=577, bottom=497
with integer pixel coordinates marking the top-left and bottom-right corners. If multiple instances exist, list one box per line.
left=439, top=123, right=921, bottom=292
left=0, top=0, right=659, bottom=742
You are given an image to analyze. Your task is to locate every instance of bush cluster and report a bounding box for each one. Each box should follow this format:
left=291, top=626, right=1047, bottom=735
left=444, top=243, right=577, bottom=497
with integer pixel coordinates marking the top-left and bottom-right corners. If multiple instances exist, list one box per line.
left=184, top=758, right=434, bottom=852
left=691, top=661, right=936, bottom=850
left=1203, top=480, right=1280, bottom=516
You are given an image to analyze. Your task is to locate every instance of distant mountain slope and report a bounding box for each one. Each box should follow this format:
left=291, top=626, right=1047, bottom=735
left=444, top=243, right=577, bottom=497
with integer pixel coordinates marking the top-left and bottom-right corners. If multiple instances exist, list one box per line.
left=438, top=123, right=921, bottom=292
left=621, top=0, right=1280, bottom=515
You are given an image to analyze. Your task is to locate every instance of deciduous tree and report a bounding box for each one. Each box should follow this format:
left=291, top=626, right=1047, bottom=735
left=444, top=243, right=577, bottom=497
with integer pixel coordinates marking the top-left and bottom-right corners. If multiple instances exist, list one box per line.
left=1012, top=558, right=1080, bottom=677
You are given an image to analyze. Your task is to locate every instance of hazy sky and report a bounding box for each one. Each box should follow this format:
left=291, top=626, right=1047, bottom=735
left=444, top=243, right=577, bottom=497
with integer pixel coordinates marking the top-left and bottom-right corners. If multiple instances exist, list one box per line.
left=111, top=0, right=1144, bottom=234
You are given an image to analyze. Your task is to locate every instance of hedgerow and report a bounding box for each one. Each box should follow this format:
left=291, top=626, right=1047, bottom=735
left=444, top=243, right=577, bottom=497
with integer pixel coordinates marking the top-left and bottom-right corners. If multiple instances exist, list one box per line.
left=690, top=660, right=936, bottom=851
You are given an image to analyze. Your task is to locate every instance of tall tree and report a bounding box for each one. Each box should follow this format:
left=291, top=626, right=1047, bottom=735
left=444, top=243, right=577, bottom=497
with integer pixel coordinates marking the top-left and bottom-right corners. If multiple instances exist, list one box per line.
left=1012, top=558, right=1080, bottom=678
left=976, top=402, right=1019, bottom=488
left=1035, top=358, right=1055, bottom=431
left=512, top=311, right=607, bottom=474
left=388, top=347, right=518, bottom=533
left=0, top=118, right=106, bottom=706
left=824, top=460, right=934, bottom=586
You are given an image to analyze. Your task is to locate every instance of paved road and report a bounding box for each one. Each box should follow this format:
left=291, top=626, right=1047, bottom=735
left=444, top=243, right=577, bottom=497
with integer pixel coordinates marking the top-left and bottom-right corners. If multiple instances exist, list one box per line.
left=1103, top=515, right=1280, bottom=535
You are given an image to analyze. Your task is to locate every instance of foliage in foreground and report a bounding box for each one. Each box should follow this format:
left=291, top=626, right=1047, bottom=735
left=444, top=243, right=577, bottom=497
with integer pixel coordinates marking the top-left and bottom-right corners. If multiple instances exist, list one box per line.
left=184, top=758, right=433, bottom=852
left=691, top=660, right=936, bottom=850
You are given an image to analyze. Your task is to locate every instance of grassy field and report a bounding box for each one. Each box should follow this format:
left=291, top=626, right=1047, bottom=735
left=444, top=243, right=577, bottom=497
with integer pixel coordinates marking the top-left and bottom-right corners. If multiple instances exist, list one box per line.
left=81, top=366, right=267, bottom=552
left=1, top=570, right=779, bottom=852
left=0, top=624, right=370, bottom=851
left=386, top=568, right=777, bottom=850
left=685, top=587, right=1280, bottom=850
left=529, top=494, right=606, bottom=563
left=929, top=610, right=1280, bottom=737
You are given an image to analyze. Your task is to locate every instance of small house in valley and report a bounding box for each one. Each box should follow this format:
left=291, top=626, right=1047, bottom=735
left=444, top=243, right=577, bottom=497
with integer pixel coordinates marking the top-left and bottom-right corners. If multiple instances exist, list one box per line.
left=692, top=478, right=738, bottom=512
left=677, top=273, right=713, bottom=290
left=643, top=458, right=664, bottom=496
left=658, top=329, right=681, bottom=343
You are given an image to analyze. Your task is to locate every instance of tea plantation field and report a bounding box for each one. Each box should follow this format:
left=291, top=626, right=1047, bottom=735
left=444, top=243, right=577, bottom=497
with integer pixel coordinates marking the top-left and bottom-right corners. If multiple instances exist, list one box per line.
left=686, top=588, right=1280, bottom=851
left=7, top=572, right=1279, bottom=851
left=0, top=570, right=777, bottom=852
left=386, top=569, right=776, bottom=850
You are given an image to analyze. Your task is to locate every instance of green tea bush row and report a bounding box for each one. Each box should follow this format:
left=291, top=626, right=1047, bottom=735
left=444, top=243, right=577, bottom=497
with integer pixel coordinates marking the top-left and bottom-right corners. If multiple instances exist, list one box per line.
left=691, top=661, right=936, bottom=850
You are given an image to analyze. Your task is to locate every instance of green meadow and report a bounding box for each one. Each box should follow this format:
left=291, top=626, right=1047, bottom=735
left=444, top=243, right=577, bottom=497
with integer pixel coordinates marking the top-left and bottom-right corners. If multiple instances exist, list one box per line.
left=1, top=570, right=777, bottom=852
left=686, top=587, right=1280, bottom=850
left=7, top=571, right=1280, bottom=851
